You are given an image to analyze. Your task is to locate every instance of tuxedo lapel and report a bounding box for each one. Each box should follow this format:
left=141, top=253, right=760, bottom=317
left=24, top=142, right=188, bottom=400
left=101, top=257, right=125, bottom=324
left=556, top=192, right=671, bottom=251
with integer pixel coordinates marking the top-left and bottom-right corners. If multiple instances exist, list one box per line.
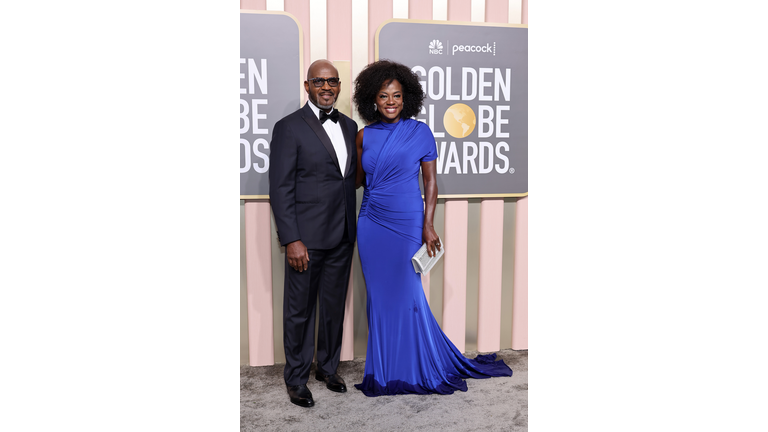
left=342, top=117, right=355, bottom=178
left=301, top=104, right=341, bottom=172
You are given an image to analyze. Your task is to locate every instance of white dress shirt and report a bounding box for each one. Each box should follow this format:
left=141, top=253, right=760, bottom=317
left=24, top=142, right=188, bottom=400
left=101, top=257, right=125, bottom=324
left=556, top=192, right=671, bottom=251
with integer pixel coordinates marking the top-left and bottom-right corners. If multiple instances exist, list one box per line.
left=307, top=100, right=347, bottom=177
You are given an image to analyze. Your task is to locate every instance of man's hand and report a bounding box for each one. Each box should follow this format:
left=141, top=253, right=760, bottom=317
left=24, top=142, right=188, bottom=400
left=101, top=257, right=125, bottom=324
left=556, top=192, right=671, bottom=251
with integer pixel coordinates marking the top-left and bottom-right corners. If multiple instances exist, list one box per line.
left=286, top=240, right=310, bottom=272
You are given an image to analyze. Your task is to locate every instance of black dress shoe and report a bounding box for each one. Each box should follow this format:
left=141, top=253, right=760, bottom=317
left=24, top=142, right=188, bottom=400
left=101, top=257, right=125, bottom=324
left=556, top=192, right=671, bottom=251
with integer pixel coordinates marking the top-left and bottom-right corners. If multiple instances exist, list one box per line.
left=286, top=384, right=314, bottom=407
left=315, top=371, right=347, bottom=393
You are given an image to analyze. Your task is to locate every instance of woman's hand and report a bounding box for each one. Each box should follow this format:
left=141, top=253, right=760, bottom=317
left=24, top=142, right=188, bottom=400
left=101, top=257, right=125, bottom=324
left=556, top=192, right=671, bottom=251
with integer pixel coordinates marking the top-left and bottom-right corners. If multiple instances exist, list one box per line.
left=423, top=225, right=441, bottom=258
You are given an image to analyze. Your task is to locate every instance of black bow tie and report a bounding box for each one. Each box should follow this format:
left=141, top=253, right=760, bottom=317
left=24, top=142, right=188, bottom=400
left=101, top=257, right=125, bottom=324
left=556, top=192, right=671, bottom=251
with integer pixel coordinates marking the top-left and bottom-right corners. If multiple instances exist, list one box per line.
left=320, top=109, right=339, bottom=124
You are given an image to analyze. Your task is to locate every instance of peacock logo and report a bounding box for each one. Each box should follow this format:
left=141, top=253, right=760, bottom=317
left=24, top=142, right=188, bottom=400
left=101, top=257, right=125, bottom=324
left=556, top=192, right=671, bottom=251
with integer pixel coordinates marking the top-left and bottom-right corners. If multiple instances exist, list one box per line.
left=428, top=39, right=443, bottom=55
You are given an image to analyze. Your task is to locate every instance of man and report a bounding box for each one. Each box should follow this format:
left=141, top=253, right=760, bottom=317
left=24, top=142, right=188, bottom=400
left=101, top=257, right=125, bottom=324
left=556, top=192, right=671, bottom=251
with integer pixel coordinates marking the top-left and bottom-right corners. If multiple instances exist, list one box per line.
left=269, top=60, right=358, bottom=408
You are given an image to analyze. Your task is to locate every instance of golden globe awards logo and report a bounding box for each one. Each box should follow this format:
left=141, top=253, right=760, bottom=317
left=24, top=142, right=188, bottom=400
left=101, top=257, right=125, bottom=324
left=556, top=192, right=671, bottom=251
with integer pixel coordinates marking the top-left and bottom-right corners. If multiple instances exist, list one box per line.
left=413, top=66, right=513, bottom=175
left=240, top=58, right=270, bottom=175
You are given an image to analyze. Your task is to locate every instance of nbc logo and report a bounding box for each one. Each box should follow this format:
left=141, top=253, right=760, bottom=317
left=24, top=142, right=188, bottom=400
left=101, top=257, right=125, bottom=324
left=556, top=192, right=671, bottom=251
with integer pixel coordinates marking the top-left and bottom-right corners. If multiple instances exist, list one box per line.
left=428, top=39, right=443, bottom=55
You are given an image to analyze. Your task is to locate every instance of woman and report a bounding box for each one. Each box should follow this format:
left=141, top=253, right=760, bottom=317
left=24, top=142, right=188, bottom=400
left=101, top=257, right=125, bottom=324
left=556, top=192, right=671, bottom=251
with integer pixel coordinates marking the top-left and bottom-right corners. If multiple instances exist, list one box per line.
left=352, top=60, right=512, bottom=397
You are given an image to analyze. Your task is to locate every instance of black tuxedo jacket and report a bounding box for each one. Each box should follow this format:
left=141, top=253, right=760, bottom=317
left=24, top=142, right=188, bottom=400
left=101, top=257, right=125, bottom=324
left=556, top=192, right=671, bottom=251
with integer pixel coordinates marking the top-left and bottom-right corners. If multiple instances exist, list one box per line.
left=269, top=103, right=358, bottom=249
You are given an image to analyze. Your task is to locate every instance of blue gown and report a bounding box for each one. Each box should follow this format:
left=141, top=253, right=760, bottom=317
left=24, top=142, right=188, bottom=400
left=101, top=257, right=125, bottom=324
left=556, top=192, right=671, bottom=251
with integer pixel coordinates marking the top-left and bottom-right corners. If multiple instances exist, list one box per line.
left=354, top=118, right=512, bottom=397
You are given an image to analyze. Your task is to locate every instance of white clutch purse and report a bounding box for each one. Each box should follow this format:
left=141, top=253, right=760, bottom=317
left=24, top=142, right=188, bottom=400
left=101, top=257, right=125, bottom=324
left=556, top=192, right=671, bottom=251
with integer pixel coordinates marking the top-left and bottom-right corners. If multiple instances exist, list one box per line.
left=411, top=238, right=444, bottom=275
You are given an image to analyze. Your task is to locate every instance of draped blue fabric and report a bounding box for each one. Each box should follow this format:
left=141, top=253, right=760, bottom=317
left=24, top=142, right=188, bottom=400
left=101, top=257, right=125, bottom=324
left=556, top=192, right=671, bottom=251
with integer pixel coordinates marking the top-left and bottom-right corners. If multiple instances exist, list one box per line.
left=354, top=119, right=512, bottom=397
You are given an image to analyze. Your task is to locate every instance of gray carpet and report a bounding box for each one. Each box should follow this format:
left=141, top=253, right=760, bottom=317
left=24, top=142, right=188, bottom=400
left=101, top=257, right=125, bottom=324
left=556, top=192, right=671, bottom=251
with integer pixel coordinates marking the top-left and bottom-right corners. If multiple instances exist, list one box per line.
left=241, top=349, right=527, bottom=431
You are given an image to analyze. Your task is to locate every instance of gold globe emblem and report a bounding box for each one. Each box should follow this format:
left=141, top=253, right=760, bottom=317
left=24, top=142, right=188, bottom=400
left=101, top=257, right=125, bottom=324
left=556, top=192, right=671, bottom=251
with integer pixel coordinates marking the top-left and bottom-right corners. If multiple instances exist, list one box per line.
left=443, top=103, right=476, bottom=139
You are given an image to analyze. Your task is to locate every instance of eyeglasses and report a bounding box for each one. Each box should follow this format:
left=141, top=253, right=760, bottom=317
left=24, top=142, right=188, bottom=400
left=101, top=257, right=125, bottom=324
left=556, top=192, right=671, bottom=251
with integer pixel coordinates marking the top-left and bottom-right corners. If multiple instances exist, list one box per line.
left=307, top=77, right=340, bottom=87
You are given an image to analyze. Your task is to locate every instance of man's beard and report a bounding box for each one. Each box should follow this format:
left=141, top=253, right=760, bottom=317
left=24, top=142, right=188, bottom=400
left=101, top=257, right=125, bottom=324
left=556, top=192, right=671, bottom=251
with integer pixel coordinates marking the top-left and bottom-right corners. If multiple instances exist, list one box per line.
left=315, top=92, right=335, bottom=110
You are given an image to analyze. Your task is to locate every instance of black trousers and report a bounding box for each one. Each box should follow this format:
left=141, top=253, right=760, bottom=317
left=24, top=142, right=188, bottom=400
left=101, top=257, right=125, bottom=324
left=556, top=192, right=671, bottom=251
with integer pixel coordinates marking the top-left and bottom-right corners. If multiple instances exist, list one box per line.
left=282, top=229, right=354, bottom=387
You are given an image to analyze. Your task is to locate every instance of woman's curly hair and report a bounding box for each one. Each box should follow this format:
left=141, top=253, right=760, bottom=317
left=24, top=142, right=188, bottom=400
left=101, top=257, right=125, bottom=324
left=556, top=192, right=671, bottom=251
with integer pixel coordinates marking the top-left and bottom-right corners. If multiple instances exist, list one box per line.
left=353, top=59, right=426, bottom=124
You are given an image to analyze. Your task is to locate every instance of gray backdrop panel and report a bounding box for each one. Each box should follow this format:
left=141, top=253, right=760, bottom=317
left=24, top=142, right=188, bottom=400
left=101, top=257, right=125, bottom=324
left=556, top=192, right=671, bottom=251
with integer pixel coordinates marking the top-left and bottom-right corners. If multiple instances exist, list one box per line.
left=240, top=12, right=301, bottom=197
left=378, top=21, right=528, bottom=196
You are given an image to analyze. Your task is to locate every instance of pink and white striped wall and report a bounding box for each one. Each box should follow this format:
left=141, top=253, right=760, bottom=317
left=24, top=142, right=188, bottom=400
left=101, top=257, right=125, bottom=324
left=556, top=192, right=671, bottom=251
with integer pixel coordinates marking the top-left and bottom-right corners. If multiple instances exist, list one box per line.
left=240, top=0, right=528, bottom=366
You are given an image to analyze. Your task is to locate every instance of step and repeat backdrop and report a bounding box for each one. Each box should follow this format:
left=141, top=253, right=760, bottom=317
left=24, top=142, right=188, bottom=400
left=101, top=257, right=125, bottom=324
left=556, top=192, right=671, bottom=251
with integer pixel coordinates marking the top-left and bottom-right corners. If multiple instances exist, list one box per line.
left=240, top=15, right=527, bottom=197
